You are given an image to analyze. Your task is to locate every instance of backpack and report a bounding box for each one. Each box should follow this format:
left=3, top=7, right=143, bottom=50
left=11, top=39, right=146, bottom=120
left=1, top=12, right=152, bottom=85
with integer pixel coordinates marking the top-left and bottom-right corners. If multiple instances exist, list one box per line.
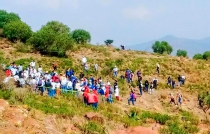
left=38, top=79, right=42, bottom=86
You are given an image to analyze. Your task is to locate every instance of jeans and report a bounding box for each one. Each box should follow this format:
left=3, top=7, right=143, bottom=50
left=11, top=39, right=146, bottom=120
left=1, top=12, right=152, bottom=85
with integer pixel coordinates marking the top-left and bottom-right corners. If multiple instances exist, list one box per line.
left=139, top=87, right=142, bottom=95
left=113, top=71, right=118, bottom=77
left=145, top=85, right=148, bottom=92
left=39, top=86, right=44, bottom=95
left=128, top=98, right=135, bottom=105
left=107, top=94, right=113, bottom=103
left=92, top=103, right=98, bottom=110
left=127, top=78, right=131, bottom=83
left=61, top=85, right=67, bottom=93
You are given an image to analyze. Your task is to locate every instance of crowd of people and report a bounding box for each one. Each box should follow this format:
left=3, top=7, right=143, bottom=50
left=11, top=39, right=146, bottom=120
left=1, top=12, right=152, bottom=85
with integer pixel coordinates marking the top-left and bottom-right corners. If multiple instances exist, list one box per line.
left=2, top=56, right=184, bottom=109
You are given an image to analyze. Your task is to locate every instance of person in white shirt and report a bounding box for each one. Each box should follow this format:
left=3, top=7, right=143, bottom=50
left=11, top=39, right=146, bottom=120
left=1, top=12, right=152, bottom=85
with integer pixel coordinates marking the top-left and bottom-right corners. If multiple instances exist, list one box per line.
left=94, top=63, right=98, bottom=71
left=81, top=56, right=87, bottom=66
left=38, top=65, right=42, bottom=73
left=114, top=86, right=120, bottom=101
left=30, top=60, right=36, bottom=68
left=113, top=66, right=118, bottom=77
left=11, top=67, right=17, bottom=76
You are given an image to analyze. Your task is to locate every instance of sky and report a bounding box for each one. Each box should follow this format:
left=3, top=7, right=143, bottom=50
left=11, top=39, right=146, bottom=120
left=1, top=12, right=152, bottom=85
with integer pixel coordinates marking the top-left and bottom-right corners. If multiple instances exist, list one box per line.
left=1, top=0, right=210, bottom=47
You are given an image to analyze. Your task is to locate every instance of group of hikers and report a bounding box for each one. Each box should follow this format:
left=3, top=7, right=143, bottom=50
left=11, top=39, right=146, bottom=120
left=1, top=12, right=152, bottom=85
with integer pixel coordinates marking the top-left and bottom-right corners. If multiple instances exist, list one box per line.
left=2, top=56, right=184, bottom=109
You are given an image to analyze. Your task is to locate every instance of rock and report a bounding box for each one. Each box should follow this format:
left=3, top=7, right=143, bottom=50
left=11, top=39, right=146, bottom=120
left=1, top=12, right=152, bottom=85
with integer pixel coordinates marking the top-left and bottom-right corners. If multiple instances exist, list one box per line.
left=15, top=120, right=22, bottom=127
left=84, top=112, right=104, bottom=124
left=160, top=94, right=167, bottom=99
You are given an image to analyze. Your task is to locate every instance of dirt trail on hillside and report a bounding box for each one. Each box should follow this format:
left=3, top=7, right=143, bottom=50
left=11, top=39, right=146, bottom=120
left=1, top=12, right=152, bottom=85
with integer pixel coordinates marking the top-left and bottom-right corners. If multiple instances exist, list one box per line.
left=120, top=88, right=206, bottom=120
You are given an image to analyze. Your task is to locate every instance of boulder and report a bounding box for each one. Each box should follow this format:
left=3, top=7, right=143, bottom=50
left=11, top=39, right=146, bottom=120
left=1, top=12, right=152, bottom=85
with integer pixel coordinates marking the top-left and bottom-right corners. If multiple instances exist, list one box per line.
left=84, top=112, right=104, bottom=124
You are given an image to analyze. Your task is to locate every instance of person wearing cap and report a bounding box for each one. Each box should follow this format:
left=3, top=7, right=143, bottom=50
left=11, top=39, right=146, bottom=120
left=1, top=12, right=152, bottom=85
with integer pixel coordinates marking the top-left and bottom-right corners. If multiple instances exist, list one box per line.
left=113, top=66, right=118, bottom=77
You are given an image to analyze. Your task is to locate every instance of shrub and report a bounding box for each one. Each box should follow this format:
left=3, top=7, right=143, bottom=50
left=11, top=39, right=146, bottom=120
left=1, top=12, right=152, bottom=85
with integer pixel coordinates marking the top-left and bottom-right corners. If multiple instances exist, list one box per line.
left=72, top=29, right=91, bottom=44
left=3, top=21, right=32, bottom=42
left=28, top=21, right=73, bottom=57
left=15, top=41, right=31, bottom=53
left=152, top=41, right=173, bottom=54
left=80, top=121, right=106, bottom=134
left=14, top=58, right=33, bottom=69
left=193, top=53, right=203, bottom=60
left=176, top=49, right=188, bottom=57
left=203, top=51, right=210, bottom=60
left=0, top=90, right=12, bottom=100
left=0, top=10, right=20, bottom=28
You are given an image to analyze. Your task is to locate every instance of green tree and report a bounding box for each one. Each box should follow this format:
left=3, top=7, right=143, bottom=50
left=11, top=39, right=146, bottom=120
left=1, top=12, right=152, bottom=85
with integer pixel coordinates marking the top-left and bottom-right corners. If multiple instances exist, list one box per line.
left=28, top=21, right=73, bottom=56
left=203, top=51, right=210, bottom=60
left=104, top=39, right=114, bottom=45
left=3, top=21, right=32, bottom=42
left=72, top=29, right=91, bottom=44
left=152, top=41, right=173, bottom=54
left=193, top=53, right=203, bottom=60
left=0, top=10, right=20, bottom=28
left=176, top=49, right=187, bottom=57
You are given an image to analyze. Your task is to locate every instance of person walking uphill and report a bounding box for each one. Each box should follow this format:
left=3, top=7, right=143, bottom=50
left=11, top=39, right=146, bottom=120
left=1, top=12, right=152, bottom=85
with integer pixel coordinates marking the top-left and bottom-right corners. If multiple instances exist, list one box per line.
left=113, top=66, right=118, bottom=77
left=156, top=63, right=160, bottom=74
left=128, top=90, right=136, bottom=105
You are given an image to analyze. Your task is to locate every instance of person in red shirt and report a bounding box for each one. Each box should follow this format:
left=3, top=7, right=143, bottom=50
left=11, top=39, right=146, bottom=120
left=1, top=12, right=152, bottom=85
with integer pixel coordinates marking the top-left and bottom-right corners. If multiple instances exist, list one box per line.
left=83, top=86, right=90, bottom=106
left=5, top=69, right=11, bottom=77
left=87, top=90, right=98, bottom=110
left=105, top=85, right=110, bottom=101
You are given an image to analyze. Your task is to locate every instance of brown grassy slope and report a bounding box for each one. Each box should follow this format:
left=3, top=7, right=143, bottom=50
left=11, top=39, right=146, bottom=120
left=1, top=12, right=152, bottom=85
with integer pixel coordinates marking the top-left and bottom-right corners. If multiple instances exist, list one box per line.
left=1, top=39, right=210, bottom=133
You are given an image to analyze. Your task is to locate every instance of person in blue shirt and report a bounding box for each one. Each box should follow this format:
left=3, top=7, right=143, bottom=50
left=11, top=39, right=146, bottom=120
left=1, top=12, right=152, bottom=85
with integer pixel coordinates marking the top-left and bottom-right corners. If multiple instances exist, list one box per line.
left=128, top=90, right=135, bottom=105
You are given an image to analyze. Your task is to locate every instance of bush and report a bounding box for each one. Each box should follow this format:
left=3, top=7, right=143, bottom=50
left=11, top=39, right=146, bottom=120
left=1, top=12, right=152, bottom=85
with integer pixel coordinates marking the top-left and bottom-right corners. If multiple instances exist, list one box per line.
left=193, top=53, right=203, bottom=60
left=152, top=41, right=173, bottom=54
left=176, top=49, right=187, bottom=57
left=15, top=41, right=31, bottom=53
left=28, top=21, right=73, bottom=57
left=203, top=51, right=210, bottom=60
left=0, top=10, right=20, bottom=28
left=0, top=90, right=12, bottom=100
left=3, top=21, right=32, bottom=42
left=81, top=121, right=106, bottom=134
left=72, top=29, right=91, bottom=44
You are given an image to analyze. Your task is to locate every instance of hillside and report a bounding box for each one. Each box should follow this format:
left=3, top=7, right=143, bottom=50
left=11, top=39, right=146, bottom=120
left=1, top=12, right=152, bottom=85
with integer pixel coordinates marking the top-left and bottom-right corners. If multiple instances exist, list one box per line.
left=0, top=38, right=210, bottom=134
left=129, top=35, right=210, bottom=58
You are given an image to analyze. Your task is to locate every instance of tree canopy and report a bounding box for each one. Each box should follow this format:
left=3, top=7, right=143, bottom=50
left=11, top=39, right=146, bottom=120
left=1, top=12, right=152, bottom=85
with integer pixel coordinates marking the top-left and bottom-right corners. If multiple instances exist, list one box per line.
left=0, top=10, right=20, bottom=28
left=203, top=51, right=210, bottom=60
left=105, top=39, right=114, bottom=45
left=3, top=21, right=32, bottom=42
left=176, top=49, right=187, bottom=57
left=28, top=21, right=73, bottom=57
left=193, top=53, right=203, bottom=60
left=152, top=41, right=173, bottom=54
left=72, top=29, right=91, bottom=44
